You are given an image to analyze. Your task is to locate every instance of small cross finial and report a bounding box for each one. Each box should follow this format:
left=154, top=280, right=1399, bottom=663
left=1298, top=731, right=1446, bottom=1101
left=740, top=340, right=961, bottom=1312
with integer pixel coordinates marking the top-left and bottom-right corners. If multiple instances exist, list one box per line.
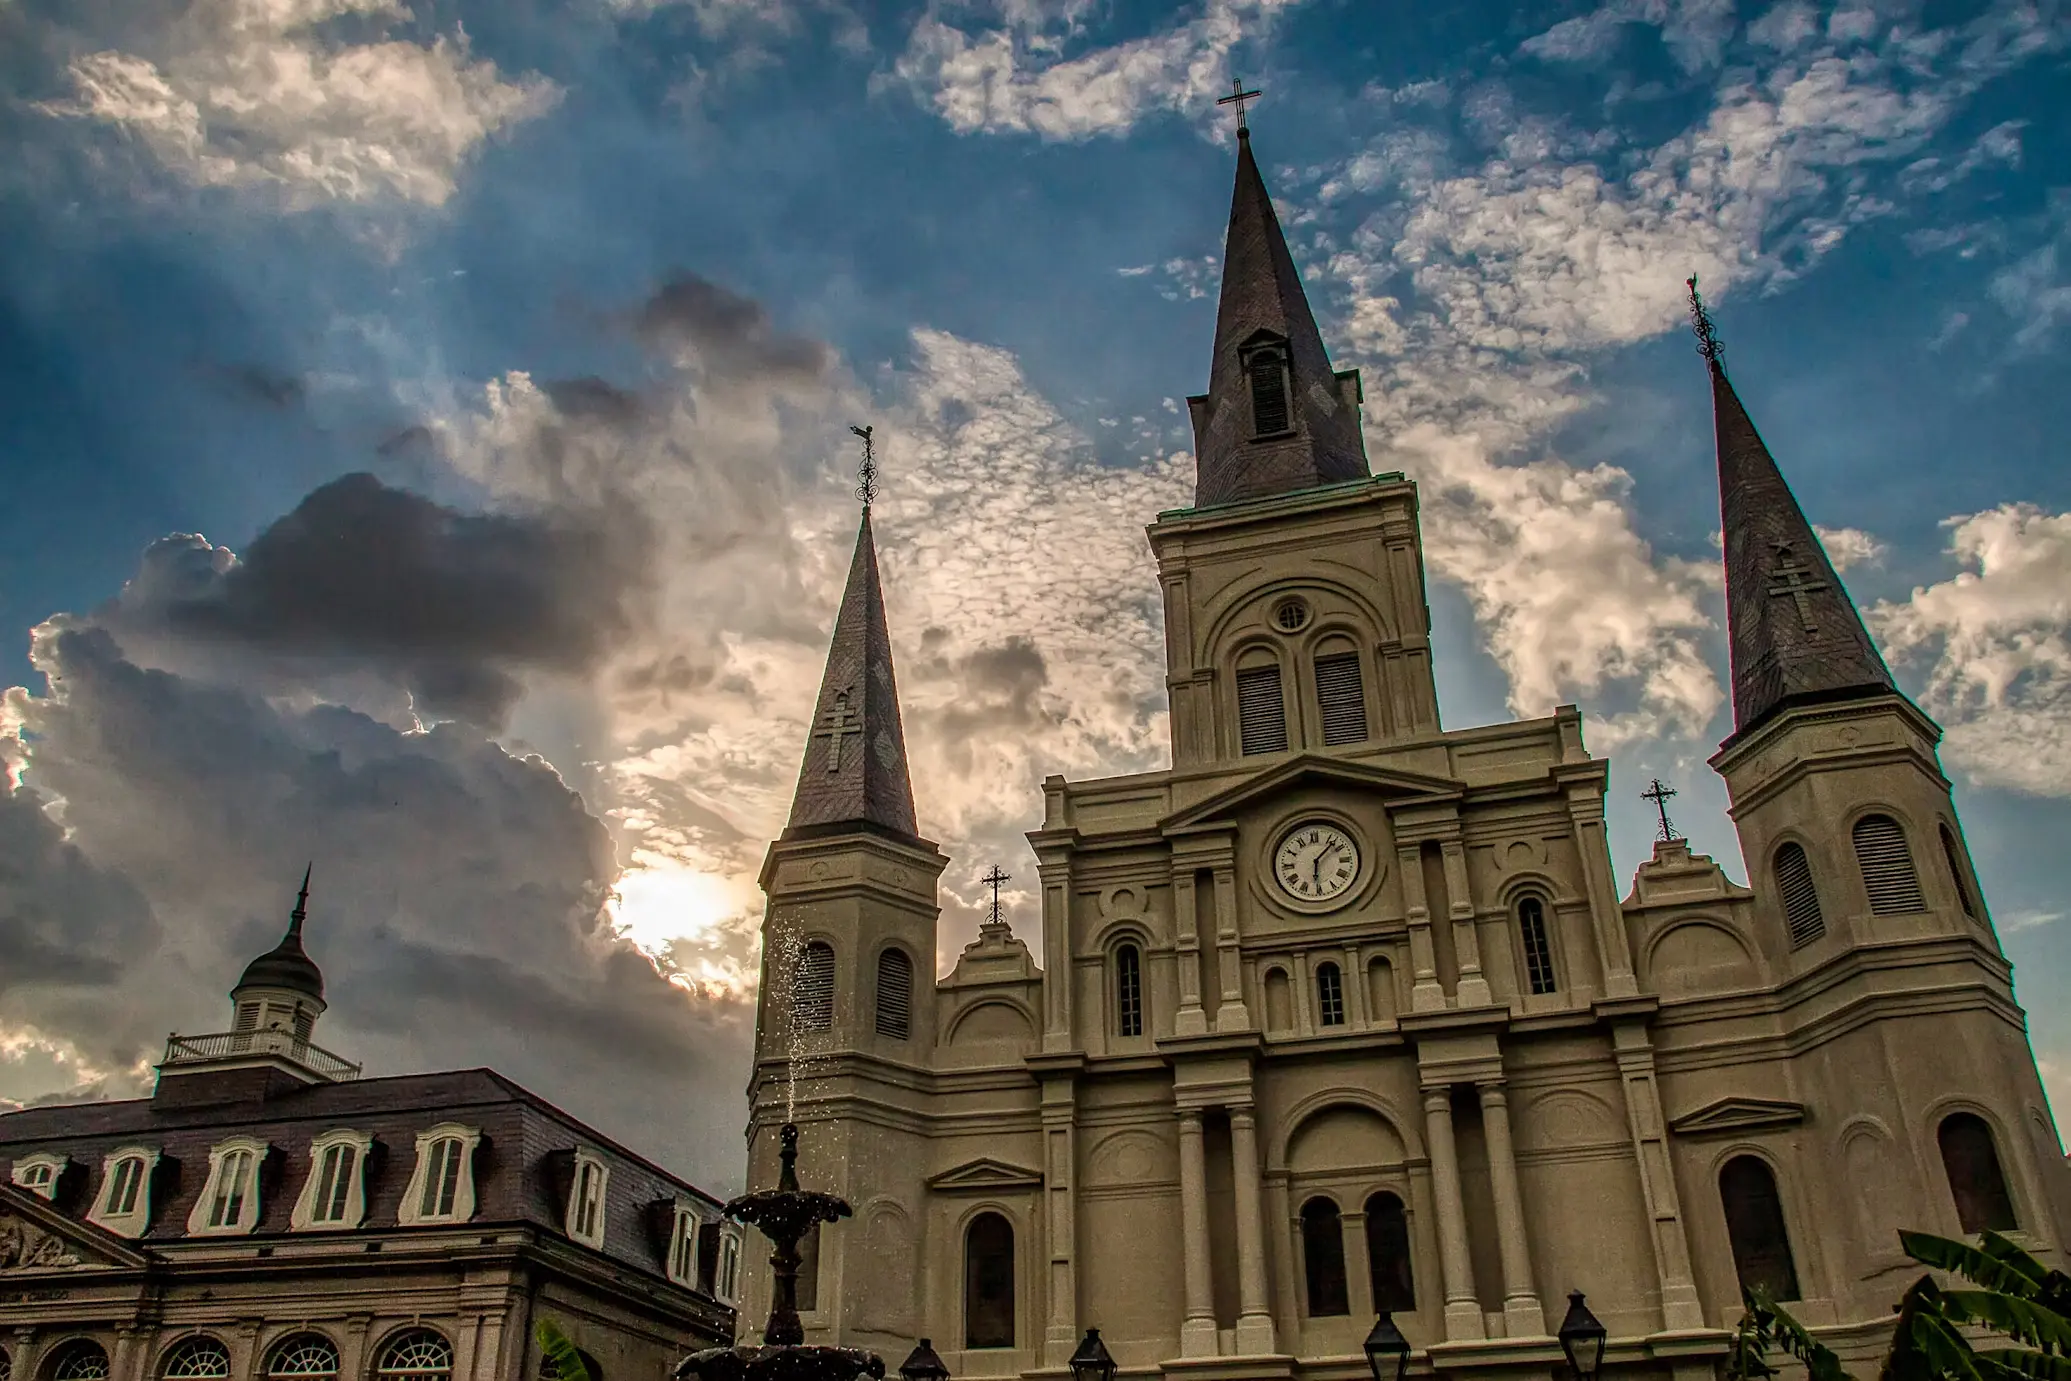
left=849, top=424, right=877, bottom=509
left=981, top=865, right=1012, bottom=928
left=1641, top=778, right=1680, bottom=843
left=1687, top=274, right=1725, bottom=369
left=1217, top=77, right=1262, bottom=134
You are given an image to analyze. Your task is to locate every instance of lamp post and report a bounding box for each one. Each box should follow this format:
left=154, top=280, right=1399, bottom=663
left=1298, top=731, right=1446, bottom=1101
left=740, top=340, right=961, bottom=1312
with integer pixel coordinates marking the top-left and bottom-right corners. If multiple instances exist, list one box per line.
left=1557, top=1291, right=1607, bottom=1381
left=1067, top=1330, right=1116, bottom=1381
left=895, top=1341, right=948, bottom=1381
left=1363, top=1313, right=1412, bottom=1381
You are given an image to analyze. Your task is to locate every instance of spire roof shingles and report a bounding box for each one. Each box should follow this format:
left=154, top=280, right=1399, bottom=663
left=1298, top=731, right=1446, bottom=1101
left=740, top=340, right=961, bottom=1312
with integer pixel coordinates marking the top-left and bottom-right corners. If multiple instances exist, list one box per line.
left=784, top=509, right=920, bottom=842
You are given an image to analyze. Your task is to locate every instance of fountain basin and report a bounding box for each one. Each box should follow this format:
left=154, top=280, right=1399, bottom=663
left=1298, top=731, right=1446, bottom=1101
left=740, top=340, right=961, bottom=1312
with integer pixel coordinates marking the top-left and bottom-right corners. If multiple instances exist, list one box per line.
left=675, top=1345, right=884, bottom=1381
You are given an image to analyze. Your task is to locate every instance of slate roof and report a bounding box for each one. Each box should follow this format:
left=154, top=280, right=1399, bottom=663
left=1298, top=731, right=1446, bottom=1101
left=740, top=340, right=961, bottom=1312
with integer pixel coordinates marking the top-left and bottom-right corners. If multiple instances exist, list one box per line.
left=1710, top=357, right=1897, bottom=741
left=783, top=509, right=920, bottom=841
left=0, top=1067, right=724, bottom=1287
left=1189, top=128, right=1369, bottom=508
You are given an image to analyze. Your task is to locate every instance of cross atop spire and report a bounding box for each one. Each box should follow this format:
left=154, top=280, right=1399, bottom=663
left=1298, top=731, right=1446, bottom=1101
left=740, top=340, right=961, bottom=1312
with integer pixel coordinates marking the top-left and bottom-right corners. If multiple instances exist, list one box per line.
left=1217, top=78, right=1261, bottom=135
left=850, top=423, right=877, bottom=509
left=1696, top=281, right=1897, bottom=744
left=784, top=508, right=920, bottom=842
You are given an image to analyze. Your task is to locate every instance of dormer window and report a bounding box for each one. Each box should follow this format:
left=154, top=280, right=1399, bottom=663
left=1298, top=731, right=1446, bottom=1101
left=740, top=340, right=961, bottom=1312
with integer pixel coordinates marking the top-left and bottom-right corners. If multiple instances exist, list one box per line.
left=9, top=1153, right=66, bottom=1200
left=188, top=1137, right=268, bottom=1235
left=565, top=1150, right=609, bottom=1248
left=292, top=1130, right=372, bottom=1230
left=1247, top=346, right=1291, bottom=436
left=718, top=1227, right=742, bottom=1301
left=399, top=1123, right=481, bottom=1226
left=88, top=1147, right=159, bottom=1237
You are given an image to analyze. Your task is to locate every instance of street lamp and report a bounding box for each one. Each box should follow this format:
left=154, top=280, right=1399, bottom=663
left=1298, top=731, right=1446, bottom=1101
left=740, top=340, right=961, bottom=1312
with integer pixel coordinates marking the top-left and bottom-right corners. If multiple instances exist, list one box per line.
left=1068, top=1329, right=1116, bottom=1381
left=896, top=1340, right=949, bottom=1381
left=1557, top=1291, right=1607, bottom=1381
left=1363, top=1313, right=1412, bottom=1381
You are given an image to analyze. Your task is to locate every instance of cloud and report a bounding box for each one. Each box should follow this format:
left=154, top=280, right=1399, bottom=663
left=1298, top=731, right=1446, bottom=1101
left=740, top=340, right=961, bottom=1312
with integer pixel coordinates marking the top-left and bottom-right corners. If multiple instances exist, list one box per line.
left=38, top=0, right=558, bottom=209
left=93, top=474, right=653, bottom=728
left=0, top=619, right=749, bottom=1176
left=891, top=0, right=1301, bottom=141
left=1869, top=504, right=2071, bottom=795
left=1815, top=525, right=1888, bottom=571
left=1519, top=0, right=1738, bottom=74
left=631, top=274, right=833, bottom=381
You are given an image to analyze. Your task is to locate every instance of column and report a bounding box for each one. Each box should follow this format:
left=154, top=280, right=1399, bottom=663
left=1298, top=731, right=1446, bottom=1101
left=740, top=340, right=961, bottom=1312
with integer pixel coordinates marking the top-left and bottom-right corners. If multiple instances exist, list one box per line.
left=1478, top=1083, right=1545, bottom=1336
left=1422, top=1087, right=1483, bottom=1340
left=1178, top=1110, right=1219, bottom=1356
left=1343, top=943, right=1368, bottom=1028
left=1173, top=870, right=1208, bottom=1036
left=1400, top=845, right=1445, bottom=1012
left=1229, top=1109, right=1278, bottom=1355
left=1038, top=847, right=1075, bottom=1050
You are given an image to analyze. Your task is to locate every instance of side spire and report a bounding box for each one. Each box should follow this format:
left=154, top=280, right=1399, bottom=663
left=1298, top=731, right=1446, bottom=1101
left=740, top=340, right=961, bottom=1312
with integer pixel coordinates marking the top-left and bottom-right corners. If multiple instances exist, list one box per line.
left=1187, top=109, right=1368, bottom=508
left=289, top=862, right=311, bottom=939
left=1691, top=277, right=1896, bottom=741
left=784, top=432, right=920, bottom=842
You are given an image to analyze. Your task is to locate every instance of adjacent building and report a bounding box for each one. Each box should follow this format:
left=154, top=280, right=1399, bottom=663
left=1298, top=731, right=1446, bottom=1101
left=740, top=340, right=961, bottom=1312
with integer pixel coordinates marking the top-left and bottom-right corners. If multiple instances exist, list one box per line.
left=0, top=876, right=742, bottom=1381
left=737, top=118, right=2071, bottom=1381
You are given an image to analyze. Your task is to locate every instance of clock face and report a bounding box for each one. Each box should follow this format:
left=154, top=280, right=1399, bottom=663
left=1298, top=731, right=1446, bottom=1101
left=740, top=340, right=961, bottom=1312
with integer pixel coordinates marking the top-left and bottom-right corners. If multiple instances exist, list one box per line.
left=1274, top=823, right=1360, bottom=902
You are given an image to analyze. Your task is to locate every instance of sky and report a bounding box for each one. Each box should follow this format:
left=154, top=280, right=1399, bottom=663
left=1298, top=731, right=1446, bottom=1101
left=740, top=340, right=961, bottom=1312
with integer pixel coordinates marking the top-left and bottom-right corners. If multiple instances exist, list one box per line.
left=0, top=0, right=2067, bottom=1189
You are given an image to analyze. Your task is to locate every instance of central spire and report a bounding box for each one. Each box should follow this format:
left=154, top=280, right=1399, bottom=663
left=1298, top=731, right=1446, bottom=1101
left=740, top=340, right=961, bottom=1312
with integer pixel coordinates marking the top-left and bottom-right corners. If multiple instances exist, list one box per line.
left=1186, top=124, right=1369, bottom=508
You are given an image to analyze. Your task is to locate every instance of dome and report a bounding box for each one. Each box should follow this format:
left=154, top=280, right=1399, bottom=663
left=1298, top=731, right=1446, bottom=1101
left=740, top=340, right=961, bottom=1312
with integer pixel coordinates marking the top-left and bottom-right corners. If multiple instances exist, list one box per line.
left=233, top=867, right=325, bottom=1001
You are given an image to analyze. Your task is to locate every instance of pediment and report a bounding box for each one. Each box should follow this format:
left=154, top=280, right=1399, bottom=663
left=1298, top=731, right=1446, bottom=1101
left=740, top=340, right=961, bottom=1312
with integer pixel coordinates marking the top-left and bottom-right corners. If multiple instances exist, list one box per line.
left=1668, top=1097, right=1807, bottom=1137
left=926, top=1158, right=1043, bottom=1193
left=1162, top=755, right=1461, bottom=833
left=0, top=1184, right=151, bottom=1272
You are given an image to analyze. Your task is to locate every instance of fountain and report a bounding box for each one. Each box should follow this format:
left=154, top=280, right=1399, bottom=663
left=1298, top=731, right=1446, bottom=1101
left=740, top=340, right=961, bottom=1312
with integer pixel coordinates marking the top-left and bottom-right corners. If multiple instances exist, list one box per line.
left=675, top=1123, right=885, bottom=1381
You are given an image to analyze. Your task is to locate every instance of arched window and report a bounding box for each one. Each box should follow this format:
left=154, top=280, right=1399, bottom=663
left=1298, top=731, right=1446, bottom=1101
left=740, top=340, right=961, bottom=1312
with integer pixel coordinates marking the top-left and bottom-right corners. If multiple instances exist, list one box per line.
left=1853, top=815, right=1925, bottom=915
left=1938, top=1112, right=2018, bottom=1234
left=1314, top=648, right=1368, bottom=747
left=1114, top=944, right=1144, bottom=1038
left=1248, top=348, right=1290, bottom=435
left=159, top=1339, right=229, bottom=1381
left=965, top=1213, right=1016, bottom=1349
left=1300, top=1197, right=1349, bottom=1317
left=375, top=1332, right=452, bottom=1381
left=419, top=1136, right=466, bottom=1219
left=1315, top=962, right=1346, bottom=1027
left=105, top=1155, right=146, bottom=1217
left=1236, top=658, right=1289, bottom=756
left=1940, top=826, right=1978, bottom=918
left=1719, top=1157, right=1800, bottom=1301
left=1518, top=897, right=1557, bottom=995
left=1773, top=842, right=1825, bottom=947
left=792, top=941, right=835, bottom=1033
left=266, top=1336, right=341, bottom=1381
left=46, top=1342, right=110, bottom=1381
left=1365, top=1192, right=1415, bottom=1313
left=874, top=948, right=913, bottom=1040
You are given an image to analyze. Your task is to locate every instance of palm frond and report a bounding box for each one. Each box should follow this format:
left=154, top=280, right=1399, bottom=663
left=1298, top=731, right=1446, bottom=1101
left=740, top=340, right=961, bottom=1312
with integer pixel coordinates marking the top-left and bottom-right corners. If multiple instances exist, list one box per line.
left=1939, top=1291, right=2071, bottom=1356
left=1903, top=1233, right=2045, bottom=1301
left=1974, top=1350, right=2071, bottom=1381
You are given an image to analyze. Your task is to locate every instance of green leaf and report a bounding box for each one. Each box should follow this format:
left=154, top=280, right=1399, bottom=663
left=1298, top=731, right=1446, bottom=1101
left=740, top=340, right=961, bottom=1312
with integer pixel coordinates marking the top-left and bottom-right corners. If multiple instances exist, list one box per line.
left=1762, top=1295, right=1852, bottom=1381
left=1883, top=1277, right=1956, bottom=1381
left=1939, top=1291, right=2071, bottom=1356
left=536, top=1319, right=593, bottom=1381
left=1974, top=1350, right=2071, bottom=1381
left=1903, top=1233, right=2046, bottom=1302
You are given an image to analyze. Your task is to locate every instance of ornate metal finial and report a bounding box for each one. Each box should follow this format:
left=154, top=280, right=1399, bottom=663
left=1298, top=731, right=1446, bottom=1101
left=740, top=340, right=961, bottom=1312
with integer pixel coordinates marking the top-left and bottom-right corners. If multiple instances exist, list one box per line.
left=1641, top=778, right=1680, bottom=843
left=1217, top=77, right=1262, bottom=134
left=849, top=424, right=877, bottom=509
left=1687, top=274, right=1725, bottom=369
left=981, top=865, right=1012, bottom=929
left=290, top=863, right=312, bottom=936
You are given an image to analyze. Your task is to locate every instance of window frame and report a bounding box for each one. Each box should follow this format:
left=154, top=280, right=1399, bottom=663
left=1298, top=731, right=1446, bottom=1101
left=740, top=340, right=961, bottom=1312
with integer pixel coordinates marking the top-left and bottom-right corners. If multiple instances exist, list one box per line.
left=291, top=1129, right=372, bottom=1231
left=1314, top=962, right=1346, bottom=1027
left=717, top=1228, right=742, bottom=1303
left=1772, top=839, right=1827, bottom=948
left=1852, top=812, right=1926, bottom=915
left=1243, top=343, right=1294, bottom=438
left=1516, top=895, right=1558, bottom=996
left=1363, top=1191, right=1416, bottom=1314
left=1234, top=657, right=1290, bottom=756
left=962, top=1210, right=1017, bottom=1350
left=1312, top=647, right=1369, bottom=748
left=565, top=1149, right=610, bottom=1249
left=1937, top=1111, right=2019, bottom=1235
left=187, top=1137, right=269, bottom=1237
left=1939, top=824, right=1980, bottom=919
left=87, top=1146, right=159, bottom=1237
left=157, top=1334, right=232, bottom=1381
left=397, top=1123, right=481, bottom=1227
left=373, top=1330, right=453, bottom=1381
left=873, top=945, right=914, bottom=1041
left=1299, top=1195, right=1351, bottom=1318
left=264, top=1334, right=341, bottom=1381
left=791, top=940, right=836, bottom=1034
left=9, top=1153, right=66, bottom=1200
left=46, top=1341, right=112, bottom=1381
left=664, top=1200, right=701, bottom=1287
left=1112, top=941, right=1145, bottom=1040
left=1718, top=1154, right=1802, bottom=1302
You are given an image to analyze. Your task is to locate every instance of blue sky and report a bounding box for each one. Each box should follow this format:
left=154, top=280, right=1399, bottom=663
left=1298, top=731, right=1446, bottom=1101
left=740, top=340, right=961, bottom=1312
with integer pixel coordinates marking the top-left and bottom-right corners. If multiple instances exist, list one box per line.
left=1, top=0, right=2066, bottom=1181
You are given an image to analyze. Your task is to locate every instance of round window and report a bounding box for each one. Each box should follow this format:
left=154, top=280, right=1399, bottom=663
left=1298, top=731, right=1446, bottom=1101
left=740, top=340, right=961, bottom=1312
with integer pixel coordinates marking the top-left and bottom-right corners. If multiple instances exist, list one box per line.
left=1274, top=598, right=1310, bottom=632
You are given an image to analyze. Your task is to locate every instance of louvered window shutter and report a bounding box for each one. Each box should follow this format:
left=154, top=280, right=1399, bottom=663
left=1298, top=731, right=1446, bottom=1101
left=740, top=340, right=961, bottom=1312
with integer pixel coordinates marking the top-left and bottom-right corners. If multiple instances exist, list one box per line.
left=793, top=941, right=835, bottom=1032
left=1236, top=666, right=1288, bottom=755
left=1250, top=354, right=1289, bottom=434
left=874, top=948, right=912, bottom=1039
left=1315, top=653, right=1368, bottom=746
left=1773, top=843, right=1826, bottom=947
left=1852, top=816, right=1925, bottom=915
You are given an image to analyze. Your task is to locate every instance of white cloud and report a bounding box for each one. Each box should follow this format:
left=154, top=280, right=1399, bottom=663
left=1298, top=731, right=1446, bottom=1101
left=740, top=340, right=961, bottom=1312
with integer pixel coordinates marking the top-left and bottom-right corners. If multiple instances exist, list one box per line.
left=1815, top=525, right=1888, bottom=571
left=891, top=0, right=1301, bottom=141
left=42, top=0, right=558, bottom=208
left=1869, top=504, right=2071, bottom=794
left=1520, top=0, right=1738, bottom=74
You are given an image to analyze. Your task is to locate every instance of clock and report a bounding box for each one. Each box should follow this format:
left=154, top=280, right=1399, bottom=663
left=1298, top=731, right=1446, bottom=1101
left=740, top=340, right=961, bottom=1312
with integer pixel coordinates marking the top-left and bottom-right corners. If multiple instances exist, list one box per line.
left=1274, top=822, right=1360, bottom=903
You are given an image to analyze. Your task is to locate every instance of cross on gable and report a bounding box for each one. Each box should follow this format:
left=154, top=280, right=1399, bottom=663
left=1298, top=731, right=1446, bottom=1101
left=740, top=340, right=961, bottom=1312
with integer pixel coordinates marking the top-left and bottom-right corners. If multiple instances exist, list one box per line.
left=981, top=865, right=1012, bottom=928
left=815, top=689, right=861, bottom=773
left=1641, top=777, right=1679, bottom=842
left=1765, top=542, right=1829, bottom=633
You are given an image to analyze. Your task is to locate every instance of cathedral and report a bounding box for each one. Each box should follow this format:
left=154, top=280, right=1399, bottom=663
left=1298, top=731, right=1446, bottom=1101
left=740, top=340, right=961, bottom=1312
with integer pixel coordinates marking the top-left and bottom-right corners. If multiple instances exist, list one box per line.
left=740, top=119, right=2071, bottom=1381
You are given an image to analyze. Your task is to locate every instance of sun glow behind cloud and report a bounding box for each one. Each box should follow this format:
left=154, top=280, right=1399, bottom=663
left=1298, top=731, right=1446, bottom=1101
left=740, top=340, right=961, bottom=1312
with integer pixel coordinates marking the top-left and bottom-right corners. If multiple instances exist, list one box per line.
left=608, top=851, right=763, bottom=998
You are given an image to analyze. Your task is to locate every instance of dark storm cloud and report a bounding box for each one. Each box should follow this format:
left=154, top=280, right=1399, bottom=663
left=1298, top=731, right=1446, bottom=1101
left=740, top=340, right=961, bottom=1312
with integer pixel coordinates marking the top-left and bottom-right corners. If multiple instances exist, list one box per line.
left=926, top=635, right=1062, bottom=744
left=203, top=361, right=306, bottom=410
left=542, top=375, right=646, bottom=426
left=2, top=622, right=750, bottom=1176
left=632, top=273, right=831, bottom=380
left=104, top=473, right=652, bottom=724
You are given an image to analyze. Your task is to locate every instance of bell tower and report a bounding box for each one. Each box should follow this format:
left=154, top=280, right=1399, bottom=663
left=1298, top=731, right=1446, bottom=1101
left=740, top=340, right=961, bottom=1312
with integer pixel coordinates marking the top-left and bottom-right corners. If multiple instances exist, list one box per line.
left=1152, top=120, right=1440, bottom=768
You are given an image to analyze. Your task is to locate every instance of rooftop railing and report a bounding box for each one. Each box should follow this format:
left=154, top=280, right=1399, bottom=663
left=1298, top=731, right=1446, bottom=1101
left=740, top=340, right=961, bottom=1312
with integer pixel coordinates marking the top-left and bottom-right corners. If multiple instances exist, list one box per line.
left=163, top=1030, right=362, bottom=1081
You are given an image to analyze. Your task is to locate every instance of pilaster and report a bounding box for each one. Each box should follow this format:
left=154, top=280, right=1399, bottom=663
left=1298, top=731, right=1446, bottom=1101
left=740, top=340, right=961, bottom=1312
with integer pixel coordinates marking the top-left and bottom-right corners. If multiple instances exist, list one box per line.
left=1039, top=1068, right=1083, bottom=1364
left=1607, top=1009, right=1704, bottom=1330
